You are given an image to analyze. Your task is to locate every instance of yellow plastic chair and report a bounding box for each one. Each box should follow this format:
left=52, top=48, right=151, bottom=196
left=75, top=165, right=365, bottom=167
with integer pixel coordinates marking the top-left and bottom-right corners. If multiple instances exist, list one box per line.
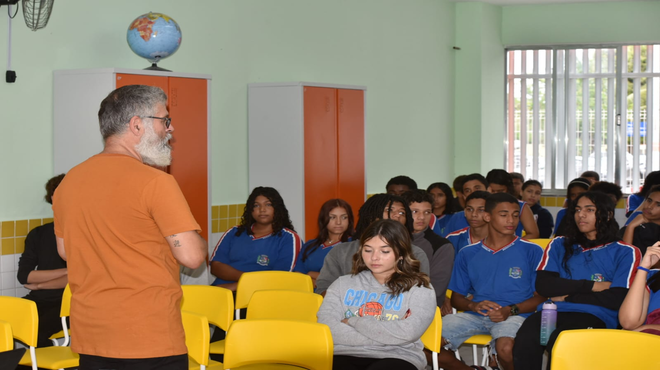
left=446, top=290, right=491, bottom=366
left=181, top=285, right=234, bottom=357
left=420, top=307, right=442, bottom=370
left=0, top=296, right=79, bottom=370
left=181, top=311, right=223, bottom=370
left=49, top=284, right=72, bottom=346
left=246, top=290, right=323, bottom=322
left=235, top=271, right=314, bottom=320
left=551, top=329, right=660, bottom=370
left=528, top=238, right=552, bottom=249
left=0, top=320, right=13, bottom=352
left=223, top=319, right=333, bottom=370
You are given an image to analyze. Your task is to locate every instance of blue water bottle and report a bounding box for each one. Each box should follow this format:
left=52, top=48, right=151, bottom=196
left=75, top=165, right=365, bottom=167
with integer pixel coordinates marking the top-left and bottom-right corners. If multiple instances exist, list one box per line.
left=540, top=300, right=557, bottom=346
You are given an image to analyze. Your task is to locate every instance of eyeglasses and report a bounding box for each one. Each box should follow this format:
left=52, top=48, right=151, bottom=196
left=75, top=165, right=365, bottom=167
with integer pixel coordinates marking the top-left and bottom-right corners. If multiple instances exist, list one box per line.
left=144, top=116, right=171, bottom=128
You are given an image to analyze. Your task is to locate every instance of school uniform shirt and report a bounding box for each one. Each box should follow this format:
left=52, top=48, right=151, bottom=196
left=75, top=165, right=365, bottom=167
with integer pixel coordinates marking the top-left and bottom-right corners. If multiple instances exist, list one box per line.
left=627, top=193, right=644, bottom=217
left=317, top=270, right=436, bottom=370
left=625, top=211, right=643, bottom=226
left=448, top=237, right=544, bottom=318
left=431, top=213, right=454, bottom=237
left=446, top=227, right=480, bottom=256
left=530, top=203, right=554, bottom=238
left=647, top=270, right=660, bottom=316
left=537, top=237, right=641, bottom=328
left=210, top=226, right=302, bottom=285
left=553, top=208, right=567, bottom=236
left=294, top=238, right=349, bottom=274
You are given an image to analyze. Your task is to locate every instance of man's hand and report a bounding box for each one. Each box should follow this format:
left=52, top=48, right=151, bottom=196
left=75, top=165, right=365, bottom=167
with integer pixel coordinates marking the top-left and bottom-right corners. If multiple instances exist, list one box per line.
left=469, top=300, right=501, bottom=316
left=487, top=306, right=511, bottom=322
left=441, top=298, right=454, bottom=316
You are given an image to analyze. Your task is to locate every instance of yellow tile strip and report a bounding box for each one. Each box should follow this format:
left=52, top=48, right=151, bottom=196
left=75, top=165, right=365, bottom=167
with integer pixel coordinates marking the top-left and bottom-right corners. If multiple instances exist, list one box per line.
left=211, top=204, right=245, bottom=234
left=1, top=218, right=45, bottom=256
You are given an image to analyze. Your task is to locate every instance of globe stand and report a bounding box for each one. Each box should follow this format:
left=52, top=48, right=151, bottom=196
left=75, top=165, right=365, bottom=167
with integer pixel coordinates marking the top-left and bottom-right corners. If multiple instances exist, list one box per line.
left=144, top=62, right=171, bottom=72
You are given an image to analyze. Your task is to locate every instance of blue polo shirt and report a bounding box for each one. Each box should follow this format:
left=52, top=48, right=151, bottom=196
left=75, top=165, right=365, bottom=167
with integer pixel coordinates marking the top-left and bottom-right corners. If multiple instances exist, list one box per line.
left=210, top=226, right=302, bottom=285
left=294, top=238, right=350, bottom=274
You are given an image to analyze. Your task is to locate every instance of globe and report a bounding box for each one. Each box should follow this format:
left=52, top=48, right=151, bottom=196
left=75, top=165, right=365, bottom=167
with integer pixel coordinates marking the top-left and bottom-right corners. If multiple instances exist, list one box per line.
left=127, top=12, right=182, bottom=69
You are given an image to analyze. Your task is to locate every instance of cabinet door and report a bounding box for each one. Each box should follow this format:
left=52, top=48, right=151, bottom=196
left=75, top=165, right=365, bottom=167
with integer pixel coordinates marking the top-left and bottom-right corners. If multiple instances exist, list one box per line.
left=337, top=89, right=365, bottom=222
left=304, top=87, right=338, bottom=239
left=168, top=77, right=209, bottom=241
left=115, top=74, right=209, bottom=241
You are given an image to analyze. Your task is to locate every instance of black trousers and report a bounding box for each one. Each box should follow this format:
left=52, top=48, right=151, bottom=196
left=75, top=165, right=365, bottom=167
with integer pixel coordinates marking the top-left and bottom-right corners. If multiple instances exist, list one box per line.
left=512, top=311, right=606, bottom=370
left=332, top=355, right=417, bottom=370
left=78, top=353, right=188, bottom=370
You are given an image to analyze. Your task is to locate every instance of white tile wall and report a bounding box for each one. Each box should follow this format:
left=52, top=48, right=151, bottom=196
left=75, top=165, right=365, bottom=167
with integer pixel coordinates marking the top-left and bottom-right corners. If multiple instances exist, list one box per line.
left=0, top=254, right=26, bottom=297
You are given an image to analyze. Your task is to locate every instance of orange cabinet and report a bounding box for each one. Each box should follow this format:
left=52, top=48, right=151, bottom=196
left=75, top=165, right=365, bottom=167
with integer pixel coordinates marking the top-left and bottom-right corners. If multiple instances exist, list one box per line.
left=54, top=69, right=211, bottom=240
left=248, top=82, right=366, bottom=240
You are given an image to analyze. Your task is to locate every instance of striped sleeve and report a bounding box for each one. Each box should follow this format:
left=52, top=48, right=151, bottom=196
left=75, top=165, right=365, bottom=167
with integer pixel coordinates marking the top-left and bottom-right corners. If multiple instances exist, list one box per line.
left=210, top=226, right=238, bottom=263
left=280, top=228, right=302, bottom=271
left=614, top=241, right=642, bottom=289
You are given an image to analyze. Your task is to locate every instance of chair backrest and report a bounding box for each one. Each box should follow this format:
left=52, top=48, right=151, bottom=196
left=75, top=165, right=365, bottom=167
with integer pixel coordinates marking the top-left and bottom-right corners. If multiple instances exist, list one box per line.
left=420, top=307, right=442, bottom=353
left=551, top=329, right=660, bottom=370
left=528, top=238, right=552, bottom=249
left=60, top=284, right=72, bottom=317
left=0, top=297, right=38, bottom=347
left=246, top=290, right=323, bottom=322
left=181, top=285, right=234, bottom=331
left=181, top=311, right=211, bottom=368
left=224, top=319, right=333, bottom=370
left=235, top=271, right=314, bottom=311
left=0, top=320, right=13, bottom=352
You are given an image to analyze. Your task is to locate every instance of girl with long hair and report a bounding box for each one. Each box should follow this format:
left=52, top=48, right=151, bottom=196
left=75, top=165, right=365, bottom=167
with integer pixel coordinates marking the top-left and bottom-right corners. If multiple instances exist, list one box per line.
left=619, top=242, right=660, bottom=335
left=210, top=186, right=302, bottom=290
left=317, top=219, right=436, bottom=370
left=553, top=177, right=591, bottom=236
left=513, top=191, right=641, bottom=369
left=427, top=182, right=459, bottom=236
left=294, top=199, right=355, bottom=285
left=521, top=179, right=554, bottom=238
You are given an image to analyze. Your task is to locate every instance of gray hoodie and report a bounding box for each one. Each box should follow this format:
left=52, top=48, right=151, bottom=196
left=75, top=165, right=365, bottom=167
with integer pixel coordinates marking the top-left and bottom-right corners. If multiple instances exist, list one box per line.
left=317, top=270, right=436, bottom=369
left=315, top=240, right=430, bottom=294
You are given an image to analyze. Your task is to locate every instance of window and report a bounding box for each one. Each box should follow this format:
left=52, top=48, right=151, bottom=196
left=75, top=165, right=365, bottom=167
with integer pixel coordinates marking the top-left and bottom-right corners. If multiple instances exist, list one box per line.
left=506, top=45, right=660, bottom=193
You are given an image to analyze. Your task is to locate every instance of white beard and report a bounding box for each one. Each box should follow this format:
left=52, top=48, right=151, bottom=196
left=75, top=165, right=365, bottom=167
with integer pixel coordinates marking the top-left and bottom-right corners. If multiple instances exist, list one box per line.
left=135, top=122, right=172, bottom=167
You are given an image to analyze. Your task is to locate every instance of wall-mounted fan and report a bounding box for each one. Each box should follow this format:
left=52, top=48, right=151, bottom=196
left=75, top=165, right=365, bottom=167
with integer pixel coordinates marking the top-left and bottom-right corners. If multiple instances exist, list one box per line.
left=1, top=0, right=54, bottom=31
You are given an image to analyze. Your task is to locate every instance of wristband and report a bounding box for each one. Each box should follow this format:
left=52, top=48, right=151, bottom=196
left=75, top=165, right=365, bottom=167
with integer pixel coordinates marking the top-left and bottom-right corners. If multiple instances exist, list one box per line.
left=638, top=266, right=652, bottom=273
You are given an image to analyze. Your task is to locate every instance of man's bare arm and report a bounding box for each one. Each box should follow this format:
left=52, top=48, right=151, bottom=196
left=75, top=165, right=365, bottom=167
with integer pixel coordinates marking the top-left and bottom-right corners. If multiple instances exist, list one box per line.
left=166, top=231, right=207, bottom=269
left=56, top=236, right=67, bottom=261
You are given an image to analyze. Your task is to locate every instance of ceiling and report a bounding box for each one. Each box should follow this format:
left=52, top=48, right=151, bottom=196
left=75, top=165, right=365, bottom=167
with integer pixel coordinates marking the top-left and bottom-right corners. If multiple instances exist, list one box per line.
left=452, top=0, right=656, bottom=5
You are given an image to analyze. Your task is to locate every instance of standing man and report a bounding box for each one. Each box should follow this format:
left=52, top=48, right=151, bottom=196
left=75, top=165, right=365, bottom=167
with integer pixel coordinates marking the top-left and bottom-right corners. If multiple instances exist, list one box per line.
left=53, top=85, right=207, bottom=370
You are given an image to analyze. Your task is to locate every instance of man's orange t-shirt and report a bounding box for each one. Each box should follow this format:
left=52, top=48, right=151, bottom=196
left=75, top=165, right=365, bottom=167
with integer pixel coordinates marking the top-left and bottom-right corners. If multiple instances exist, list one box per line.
left=53, top=153, right=200, bottom=358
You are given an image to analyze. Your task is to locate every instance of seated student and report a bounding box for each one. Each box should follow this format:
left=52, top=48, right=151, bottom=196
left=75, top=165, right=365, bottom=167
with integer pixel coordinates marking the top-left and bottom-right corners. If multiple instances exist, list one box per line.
left=295, top=199, right=354, bottom=286
left=486, top=169, right=539, bottom=239
left=619, top=185, right=660, bottom=255
left=386, top=175, right=418, bottom=196
left=620, top=242, right=660, bottom=335
left=317, top=219, right=436, bottom=370
left=513, top=191, right=641, bottom=370
left=402, top=190, right=455, bottom=310
left=588, top=181, right=622, bottom=232
left=453, top=175, right=468, bottom=209
left=315, top=194, right=430, bottom=295
left=210, top=186, right=302, bottom=291
left=436, top=193, right=545, bottom=370
left=443, top=173, right=488, bottom=236
left=553, top=177, right=591, bottom=236
left=509, top=172, right=525, bottom=200
left=17, top=174, right=68, bottom=347
left=521, top=180, right=554, bottom=238
left=580, top=170, right=600, bottom=185
left=446, top=191, right=490, bottom=255
left=627, top=171, right=660, bottom=217
left=427, top=182, right=460, bottom=236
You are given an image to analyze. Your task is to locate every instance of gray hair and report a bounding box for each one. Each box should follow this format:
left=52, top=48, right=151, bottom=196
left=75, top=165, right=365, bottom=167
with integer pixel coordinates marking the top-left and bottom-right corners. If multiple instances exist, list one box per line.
left=98, top=85, right=168, bottom=140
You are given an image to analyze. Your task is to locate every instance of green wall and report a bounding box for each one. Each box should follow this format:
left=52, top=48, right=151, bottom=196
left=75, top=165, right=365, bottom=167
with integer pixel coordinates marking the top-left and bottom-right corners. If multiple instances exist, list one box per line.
left=0, top=0, right=456, bottom=221
left=502, top=1, right=660, bottom=46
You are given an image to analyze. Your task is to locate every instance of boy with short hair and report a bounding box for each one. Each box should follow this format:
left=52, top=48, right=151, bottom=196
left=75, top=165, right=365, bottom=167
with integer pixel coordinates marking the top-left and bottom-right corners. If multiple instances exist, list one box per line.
left=437, top=193, right=545, bottom=370
left=402, top=190, right=455, bottom=308
left=509, top=172, right=524, bottom=199
left=386, top=175, right=418, bottom=196
left=486, top=169, right=540, bottom=239
left=446, top=191, right=490, bottom=255
left=442, top=173, right=488, bottom=236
